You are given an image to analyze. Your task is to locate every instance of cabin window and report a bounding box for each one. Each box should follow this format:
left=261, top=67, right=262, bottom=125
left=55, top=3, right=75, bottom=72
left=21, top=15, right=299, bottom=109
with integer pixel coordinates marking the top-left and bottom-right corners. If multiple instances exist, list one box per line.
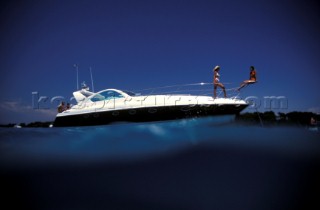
left=91, top=90, right=124, bottom=102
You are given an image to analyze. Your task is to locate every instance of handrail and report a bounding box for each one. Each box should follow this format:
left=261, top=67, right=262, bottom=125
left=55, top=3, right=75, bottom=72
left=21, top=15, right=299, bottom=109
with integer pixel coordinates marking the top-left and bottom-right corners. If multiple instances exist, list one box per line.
left=130, top=82, right=243, bottom=99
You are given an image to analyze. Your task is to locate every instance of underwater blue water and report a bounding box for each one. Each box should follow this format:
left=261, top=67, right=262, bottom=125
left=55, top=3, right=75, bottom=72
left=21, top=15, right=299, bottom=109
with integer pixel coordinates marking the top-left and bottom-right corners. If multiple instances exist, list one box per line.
left=1, top=117, right=319, bottom=210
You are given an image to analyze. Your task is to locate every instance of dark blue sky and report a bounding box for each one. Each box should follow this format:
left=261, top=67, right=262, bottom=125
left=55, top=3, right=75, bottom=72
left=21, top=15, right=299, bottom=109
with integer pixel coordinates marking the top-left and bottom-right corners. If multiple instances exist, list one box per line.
left=1, top=0, right=320, bottom=123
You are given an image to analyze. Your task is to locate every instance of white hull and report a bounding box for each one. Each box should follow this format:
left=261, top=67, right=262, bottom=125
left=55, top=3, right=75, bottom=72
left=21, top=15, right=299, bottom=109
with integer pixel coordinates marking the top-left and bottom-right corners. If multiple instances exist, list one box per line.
left=54, top=88, right=248, bottom=127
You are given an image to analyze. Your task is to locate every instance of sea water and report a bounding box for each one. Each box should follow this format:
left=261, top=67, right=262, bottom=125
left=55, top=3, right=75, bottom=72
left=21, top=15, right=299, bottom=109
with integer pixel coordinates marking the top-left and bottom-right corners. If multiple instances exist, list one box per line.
left=1, top=117, right=319, bottom=210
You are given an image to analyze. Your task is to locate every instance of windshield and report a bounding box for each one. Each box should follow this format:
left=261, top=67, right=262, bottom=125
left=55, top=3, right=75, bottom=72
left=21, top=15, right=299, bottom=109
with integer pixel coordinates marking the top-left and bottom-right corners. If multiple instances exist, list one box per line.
left=90, top=90, right=124, bottom=102
left=123, top=90, right=136, bottom=96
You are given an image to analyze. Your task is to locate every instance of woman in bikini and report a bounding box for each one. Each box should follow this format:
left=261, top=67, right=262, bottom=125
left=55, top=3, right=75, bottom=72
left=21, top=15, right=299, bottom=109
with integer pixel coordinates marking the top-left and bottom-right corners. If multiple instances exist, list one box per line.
left=213, top=65, right=227, bottom=98
left=238, top=66, right=257, bottom=91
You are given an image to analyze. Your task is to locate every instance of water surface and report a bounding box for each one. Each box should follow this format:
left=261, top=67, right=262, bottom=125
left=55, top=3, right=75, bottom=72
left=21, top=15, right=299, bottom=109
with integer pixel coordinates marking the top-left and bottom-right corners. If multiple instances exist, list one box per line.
left=1, top=117, right=319, bottom=210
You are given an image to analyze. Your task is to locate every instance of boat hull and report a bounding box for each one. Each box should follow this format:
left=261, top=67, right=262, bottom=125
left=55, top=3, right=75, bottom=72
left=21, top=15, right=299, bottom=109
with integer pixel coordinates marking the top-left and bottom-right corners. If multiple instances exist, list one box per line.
left=53, top=104, right=248, bottom=127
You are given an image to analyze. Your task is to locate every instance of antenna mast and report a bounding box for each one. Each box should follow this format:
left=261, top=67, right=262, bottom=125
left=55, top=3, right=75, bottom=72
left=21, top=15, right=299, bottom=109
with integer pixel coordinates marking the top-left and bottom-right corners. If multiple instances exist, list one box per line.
left=74, top=64, right=79, bottom=90
left=90, top=66, right=94, bottom=92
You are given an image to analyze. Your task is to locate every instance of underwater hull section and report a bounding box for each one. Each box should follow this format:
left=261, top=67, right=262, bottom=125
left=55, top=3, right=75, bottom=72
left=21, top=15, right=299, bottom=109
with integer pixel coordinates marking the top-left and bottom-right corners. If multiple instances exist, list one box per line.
left=53, top=104, right=248, bottom=127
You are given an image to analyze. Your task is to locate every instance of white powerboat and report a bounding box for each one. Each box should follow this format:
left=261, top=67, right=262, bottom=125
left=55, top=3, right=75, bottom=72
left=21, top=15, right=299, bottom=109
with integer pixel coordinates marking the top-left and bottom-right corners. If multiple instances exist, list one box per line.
left=53, top=83, right=248, bottom=127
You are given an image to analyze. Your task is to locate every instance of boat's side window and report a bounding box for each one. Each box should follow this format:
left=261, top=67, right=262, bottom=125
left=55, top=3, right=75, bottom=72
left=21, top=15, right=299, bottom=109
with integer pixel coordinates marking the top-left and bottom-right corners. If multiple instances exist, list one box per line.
left=91, top=91, right=124, bottom=102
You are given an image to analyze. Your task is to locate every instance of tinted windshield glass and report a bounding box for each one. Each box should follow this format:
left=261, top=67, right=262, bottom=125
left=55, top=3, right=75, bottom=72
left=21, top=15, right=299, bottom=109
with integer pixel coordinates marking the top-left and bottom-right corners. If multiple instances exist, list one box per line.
left=91, top=90, right=124, bottom=102
left=123, top=90, right=136, bottom=96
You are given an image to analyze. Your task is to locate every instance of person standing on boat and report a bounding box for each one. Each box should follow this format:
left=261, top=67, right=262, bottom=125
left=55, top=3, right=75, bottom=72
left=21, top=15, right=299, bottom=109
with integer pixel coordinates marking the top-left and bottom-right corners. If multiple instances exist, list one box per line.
left=237, top=66, right=257, bottom=91
left=213, top=65, right=227, bottom=98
